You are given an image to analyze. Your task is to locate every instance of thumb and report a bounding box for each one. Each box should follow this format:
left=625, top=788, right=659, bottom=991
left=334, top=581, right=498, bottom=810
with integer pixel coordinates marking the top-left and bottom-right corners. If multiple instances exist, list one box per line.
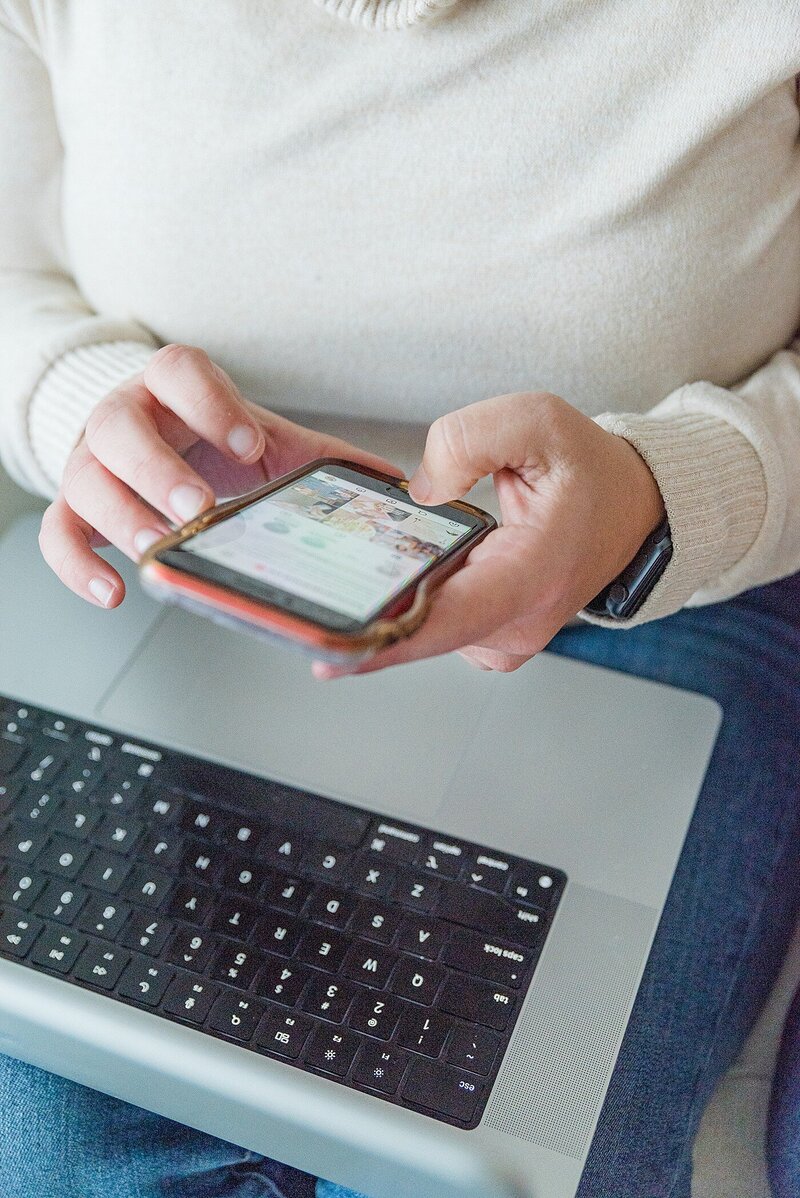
left=408, top=392, right=554, bottom=506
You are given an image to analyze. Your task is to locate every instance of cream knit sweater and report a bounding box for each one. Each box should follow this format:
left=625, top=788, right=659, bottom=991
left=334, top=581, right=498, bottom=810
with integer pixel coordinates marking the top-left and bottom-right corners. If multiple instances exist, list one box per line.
left=0, top=0, right=798, bottom=624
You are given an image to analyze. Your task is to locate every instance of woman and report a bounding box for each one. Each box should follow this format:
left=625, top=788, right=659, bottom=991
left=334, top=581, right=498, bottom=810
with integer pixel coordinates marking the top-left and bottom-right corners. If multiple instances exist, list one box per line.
left=1, top=2, right=799, bottom=1195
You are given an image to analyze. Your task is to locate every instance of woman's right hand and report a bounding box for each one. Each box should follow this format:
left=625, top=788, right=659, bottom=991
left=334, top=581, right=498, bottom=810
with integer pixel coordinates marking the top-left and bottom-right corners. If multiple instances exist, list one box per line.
left=39, top=343, right=398, bottom=608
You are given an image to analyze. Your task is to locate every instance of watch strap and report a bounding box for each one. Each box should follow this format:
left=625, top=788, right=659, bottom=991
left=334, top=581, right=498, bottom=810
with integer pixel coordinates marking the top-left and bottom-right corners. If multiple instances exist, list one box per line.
left=584, top=517, right=672, bottom=620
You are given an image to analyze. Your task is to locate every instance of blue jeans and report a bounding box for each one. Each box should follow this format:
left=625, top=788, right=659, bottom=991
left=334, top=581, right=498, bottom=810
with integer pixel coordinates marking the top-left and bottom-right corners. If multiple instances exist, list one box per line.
left=1, top=574, right=799, bottom=1198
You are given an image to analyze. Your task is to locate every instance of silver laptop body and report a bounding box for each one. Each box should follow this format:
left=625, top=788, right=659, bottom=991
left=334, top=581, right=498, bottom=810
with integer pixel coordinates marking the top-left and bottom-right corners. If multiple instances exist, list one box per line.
left=0, top=432, right=720, bottom=1198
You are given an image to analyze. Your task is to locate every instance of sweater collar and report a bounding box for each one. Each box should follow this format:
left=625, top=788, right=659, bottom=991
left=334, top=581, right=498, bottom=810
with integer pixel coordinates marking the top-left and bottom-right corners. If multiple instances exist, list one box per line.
left=314, top=0, right=460, bottom=29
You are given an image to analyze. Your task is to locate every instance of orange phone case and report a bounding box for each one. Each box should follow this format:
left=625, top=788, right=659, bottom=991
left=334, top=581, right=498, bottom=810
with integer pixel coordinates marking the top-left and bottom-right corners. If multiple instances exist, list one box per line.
left=139, top=458, right=496, bottom=663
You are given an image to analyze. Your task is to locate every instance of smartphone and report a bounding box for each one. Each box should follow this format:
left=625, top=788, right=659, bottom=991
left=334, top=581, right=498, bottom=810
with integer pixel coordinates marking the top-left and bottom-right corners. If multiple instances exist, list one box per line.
left=139, top=459, right=496, bottom=662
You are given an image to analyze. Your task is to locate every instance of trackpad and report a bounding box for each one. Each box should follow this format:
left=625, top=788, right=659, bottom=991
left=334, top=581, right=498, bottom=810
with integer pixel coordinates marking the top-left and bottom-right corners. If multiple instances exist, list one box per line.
left=99, top=608, right=494, bottom=823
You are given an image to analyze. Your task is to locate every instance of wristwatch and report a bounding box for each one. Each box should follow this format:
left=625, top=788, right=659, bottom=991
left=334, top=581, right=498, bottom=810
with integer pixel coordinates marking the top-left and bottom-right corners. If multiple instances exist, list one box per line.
left=584, top=516, right=672, bottom=620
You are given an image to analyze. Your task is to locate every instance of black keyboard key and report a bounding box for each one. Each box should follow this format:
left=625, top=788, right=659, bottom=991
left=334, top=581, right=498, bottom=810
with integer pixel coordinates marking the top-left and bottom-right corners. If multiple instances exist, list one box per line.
left=443, top=928, right=530, bottom=989
left=401, top=1058, right=484, bottom=1123
left=349, top=857, right=396, bottom=898
left=301, top=798, right=368, bottom=849
left=300, top=975, right=356, bottom=1024
left=81, top=850, right=132, bottom=894
left=395, top=1008, right=450, bottom=1058
left=252, top=913, right=303, bottom=958
left=0, top=780, right=23, bottom=812
left=304, top=1026, right=360, bottom=1077
left=117, top=956, right=174, bottom=1006
left=143, top=788, right=183, bottom=823
left=25, top=747, right=66, bottom=786
left=221, top=855, right=266, bottom=898
left=437, top=882, right=545, bottom=948
left=211, top=944, right=262, bottom=990
left=120, top=911, right=173, bottom=955
left=397, top=917, right=448, bottom=961
left=505, top=864, right=563, bottom=908
left=16, top=790, right=60, bottom=829
left=58, top=763, right=104, bottom=798
left=179, top=800, right=224, bottom=839
left=461, top=851, right=511, bottom=894
left=33, top=880, right=87, bottom=924
left=139, top=830, right=183, bottom=868
left=302, top=842, right=347, bottom=881
left=348, top=901, right=400, bottom=945
left=0, top=737, right=26, bottom=775
left=348, top=991, right=403, bottom=1041
left=0, top=866, right=44, bottom=909
left=163, top=974, right=218, bottom=1023
left=166, top=927, right=217, bottom=972
left=341, top=940, right=397, bottom=988
left=0, top=824, right=47, bottom=862
left=414, top=842, right=462, bottom=879
left=37, top=837, right=91, bottom=880
left=210, top=896, right=260, bottom=939
left=76, top=896, right=130, bottom=940
left=365, top=823, right=419, bottom=864
left=254, top=1010, right=314, bottom=1060
left=439, top=975, right=514, bottom=1031
left=50, top=797, right=101, bottom=840
left=73, top=942, right=130, bottom=989
left=391, top=870, right=440, bottom=914
left=262, top=873, right=311, bottom=915
left=253, top=958, right=308, bottom=1006
left=353, top=1043, right=409, bottom=1095
left=389, top=956, right=445, bottom=1006
left=93, top=814, right=143, bottom=855
left=180, top=838, right=224, bottom=884
left=30, top=925, right=86, bottom=973
left=124, top=865, right=172, bottom=908
left=95, top=773, right=149, bottom=812
left=306, top=886, right=357, bottom=930
left=219, top=817, right=264, bottom=850
left=261, top=830, right=302, bottom=871
left=295, top=926, right=348, bottom=972
left=165, top=880, right=214, bottom=923
left=445, top=1026, right=501, bottom=1076
left=208, top=991, right=265, bottom=1042
left=0, top=910, right=42, bottom=957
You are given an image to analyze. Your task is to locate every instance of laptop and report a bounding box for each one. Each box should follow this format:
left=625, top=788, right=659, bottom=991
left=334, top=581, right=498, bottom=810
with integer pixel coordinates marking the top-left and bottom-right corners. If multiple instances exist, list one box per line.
left=0, top=422, right=720, bottom=1198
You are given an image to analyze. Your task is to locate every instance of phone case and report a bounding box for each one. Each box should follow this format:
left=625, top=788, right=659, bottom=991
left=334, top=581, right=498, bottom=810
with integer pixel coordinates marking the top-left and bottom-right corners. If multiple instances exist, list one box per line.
left=139, top=459, right=496, bottom=664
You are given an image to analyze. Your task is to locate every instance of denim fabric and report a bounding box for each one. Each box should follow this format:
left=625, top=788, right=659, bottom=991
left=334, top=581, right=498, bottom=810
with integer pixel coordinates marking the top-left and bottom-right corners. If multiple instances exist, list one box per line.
left=0, top=573, right=798, bottom=1198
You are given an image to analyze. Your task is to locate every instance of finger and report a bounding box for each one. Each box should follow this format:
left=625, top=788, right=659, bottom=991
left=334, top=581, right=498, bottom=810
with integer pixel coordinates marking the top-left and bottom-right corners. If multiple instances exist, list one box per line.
left=458, top=644, right=533, bottom=673
left=62, top=441, right=171, bottom=561
left=143, top=344, right=266, bottom=464
left=85, top=379, right=217, bottom=525
left=326, top=547, right=532, bottom=677
left=39, top=496, right=125, bottom=608
left=408, top=392, right=561, bottom=506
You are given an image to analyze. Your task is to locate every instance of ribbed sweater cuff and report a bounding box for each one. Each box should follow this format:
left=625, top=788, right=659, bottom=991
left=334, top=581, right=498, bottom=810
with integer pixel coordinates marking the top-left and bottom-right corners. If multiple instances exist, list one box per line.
left=28, top=340, right=156, bottom=492
left=314, top=0, right=459, bottom=30
left=580, top=381, right=779, bottom=627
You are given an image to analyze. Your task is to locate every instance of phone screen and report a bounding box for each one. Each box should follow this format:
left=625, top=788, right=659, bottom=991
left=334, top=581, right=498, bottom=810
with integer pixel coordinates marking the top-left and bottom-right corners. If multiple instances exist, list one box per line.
left=177, top=467, right=475, bottom=624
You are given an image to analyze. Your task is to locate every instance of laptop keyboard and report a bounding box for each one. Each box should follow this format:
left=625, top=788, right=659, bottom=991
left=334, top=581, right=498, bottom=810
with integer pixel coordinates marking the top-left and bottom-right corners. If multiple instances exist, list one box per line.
left=0, top=698, right=565, bottom=1129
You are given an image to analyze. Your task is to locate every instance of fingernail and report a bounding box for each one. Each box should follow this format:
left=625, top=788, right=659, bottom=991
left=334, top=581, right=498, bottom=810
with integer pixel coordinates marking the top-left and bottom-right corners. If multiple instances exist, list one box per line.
left=228, top=424, right=261, bottom=460
left=88, top=578, right=115, bottom=608
left=169, top=484, right=207, bottom=523
left=133, top=528, right=164, bottom=558
left=408, top=466, right=431, bottom=504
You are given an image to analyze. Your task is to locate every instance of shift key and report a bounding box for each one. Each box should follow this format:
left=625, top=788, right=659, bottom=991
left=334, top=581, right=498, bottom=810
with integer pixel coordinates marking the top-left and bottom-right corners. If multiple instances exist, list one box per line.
left=402, top=1058, right=484, bottom=1123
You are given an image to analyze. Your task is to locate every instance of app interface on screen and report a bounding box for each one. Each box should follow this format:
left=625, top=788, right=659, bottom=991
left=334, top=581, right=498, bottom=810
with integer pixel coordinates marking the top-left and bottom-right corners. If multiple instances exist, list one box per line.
left=183, top=470, right=473, bottom=621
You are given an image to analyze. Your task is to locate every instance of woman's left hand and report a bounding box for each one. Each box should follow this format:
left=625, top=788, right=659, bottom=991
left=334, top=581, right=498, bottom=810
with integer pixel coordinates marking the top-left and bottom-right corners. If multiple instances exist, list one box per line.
left=316, top=391, right=666, bottom=676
